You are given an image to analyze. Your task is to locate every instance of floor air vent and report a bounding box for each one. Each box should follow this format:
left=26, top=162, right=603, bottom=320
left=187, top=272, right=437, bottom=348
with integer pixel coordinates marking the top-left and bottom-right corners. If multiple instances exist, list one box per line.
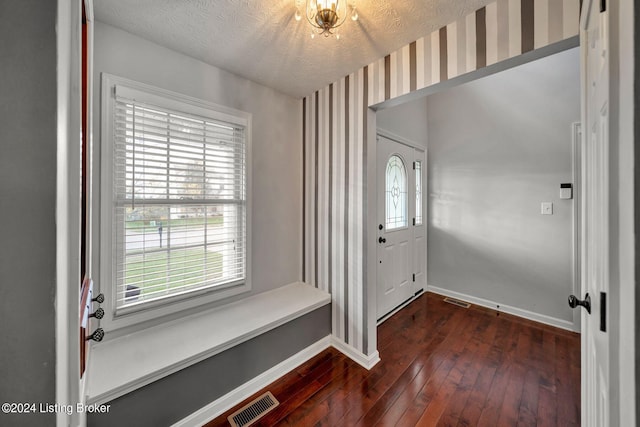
left=443, top=297, right=471, bottom=309
left=228, top=392, right=279, bottom=427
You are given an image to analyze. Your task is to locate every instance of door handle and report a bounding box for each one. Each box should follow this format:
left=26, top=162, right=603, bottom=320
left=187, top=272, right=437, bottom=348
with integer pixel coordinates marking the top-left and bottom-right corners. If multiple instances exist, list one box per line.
left=568, top=293, right=591, bottom=314
left=378, top=237, right=386, bottom=244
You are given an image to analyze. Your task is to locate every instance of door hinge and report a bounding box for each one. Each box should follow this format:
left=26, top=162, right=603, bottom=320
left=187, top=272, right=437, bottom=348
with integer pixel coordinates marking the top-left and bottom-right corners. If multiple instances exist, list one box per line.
left=413, top=161, right=416, bottom=170
left=600, top=0, right=606, bottom=12
left=412, top=273, right=415, bottom=282
left=413, top=217, right=416, bottom=226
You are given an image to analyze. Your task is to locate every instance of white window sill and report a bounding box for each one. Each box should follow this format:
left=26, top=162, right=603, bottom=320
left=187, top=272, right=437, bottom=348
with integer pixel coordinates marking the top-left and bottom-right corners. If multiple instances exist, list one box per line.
left=85, top=282, right=330, bottom=405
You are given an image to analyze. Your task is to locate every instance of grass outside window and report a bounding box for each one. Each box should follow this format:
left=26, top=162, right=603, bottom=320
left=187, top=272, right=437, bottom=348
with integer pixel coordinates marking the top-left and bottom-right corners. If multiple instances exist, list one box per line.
left=125, top=248, right=223, bottom=300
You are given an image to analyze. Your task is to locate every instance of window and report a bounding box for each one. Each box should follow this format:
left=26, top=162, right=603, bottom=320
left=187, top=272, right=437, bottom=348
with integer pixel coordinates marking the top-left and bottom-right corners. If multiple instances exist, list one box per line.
left=101, top=75, right=251, bottom=326
left=385, top=155, right=408, bottom=230
left=415, top=160, right=422, bottom=225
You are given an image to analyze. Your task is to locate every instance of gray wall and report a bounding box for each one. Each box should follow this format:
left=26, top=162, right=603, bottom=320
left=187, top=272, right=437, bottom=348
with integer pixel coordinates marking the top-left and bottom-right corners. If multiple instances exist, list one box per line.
left=426, top=48, right=580, bottom=323
left=0, top=1, right=57, bottom=426
left=87, top=305, right=330, bottom=427
left=636, top=2, right=640, bottom=419
left=93, top=22, right=303, bottom=318
left=634, top=2, right=640, bottom=420
left=377, top=97, right=428, bottom=148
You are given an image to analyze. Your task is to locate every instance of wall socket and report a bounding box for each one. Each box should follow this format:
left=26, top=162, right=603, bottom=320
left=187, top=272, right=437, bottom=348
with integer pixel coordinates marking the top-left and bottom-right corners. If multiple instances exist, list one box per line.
left=541, top=202, right=553, bottom=215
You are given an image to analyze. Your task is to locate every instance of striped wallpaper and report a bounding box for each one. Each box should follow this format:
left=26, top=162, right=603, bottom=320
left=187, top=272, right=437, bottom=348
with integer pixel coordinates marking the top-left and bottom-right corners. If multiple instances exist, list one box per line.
left=367, top=0, right=580, bottom=105
left=303, top=0, right=580, bottom=356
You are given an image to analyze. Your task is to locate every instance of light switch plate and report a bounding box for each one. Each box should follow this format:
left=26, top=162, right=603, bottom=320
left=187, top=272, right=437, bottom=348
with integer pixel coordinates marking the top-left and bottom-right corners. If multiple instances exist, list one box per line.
left=560, top=187, right=572, bottom=199
left=541, top=202, right=553, bottom=215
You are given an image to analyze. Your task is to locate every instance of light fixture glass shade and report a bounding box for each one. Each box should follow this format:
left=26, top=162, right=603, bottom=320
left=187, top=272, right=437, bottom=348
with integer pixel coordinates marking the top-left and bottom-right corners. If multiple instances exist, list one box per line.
left=305, top=0, right=348, bottom=37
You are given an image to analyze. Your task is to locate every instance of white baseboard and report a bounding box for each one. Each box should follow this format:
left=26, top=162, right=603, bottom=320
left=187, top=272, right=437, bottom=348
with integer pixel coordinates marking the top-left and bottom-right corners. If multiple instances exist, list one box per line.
left=330, top=337, right=381, bottom=370
left=171, top=335, right=331, bottom=427
left=427, top=285, right=577, bottom=332
left=172, top=333, right=382, bottom=427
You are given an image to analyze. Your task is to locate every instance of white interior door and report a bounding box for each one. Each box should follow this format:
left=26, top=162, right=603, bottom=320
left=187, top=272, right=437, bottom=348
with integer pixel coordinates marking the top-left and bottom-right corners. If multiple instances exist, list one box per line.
left=578, top=1, right=610, bottom=425
left=376, top=135, right=424, bottom=319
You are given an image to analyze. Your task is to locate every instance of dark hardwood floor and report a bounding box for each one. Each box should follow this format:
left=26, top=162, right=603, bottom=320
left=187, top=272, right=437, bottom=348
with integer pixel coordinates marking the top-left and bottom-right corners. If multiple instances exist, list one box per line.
left=206, top=292, right=580, bottom=427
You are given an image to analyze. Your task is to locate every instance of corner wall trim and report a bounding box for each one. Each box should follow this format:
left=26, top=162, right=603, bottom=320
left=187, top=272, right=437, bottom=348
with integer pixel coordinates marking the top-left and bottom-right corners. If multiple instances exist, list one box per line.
left=427, top=285, right=577, bottom=332
left=171, top=335, right=332, bottom=427
left=331, top=336, right=381, bottom=370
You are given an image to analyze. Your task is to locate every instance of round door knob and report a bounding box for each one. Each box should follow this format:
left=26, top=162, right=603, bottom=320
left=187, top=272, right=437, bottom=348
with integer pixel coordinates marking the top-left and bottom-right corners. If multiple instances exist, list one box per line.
left=378, top=237, right=386, bottom=244
left=89, top=308, right=105, bottom=319
left=86, top=328, right=105, bottom=342
left=91, top=293, right=105, bottom=304
left=568, top=293, right=591, bottom=314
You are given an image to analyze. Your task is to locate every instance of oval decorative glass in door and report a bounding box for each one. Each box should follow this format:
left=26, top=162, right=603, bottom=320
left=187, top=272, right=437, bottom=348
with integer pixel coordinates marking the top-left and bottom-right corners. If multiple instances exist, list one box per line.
left=385, top=155, right=408, bottom=230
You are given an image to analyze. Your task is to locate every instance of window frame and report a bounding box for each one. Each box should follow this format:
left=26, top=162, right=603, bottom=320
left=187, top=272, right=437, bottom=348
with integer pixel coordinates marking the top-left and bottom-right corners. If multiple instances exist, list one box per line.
left=414, top=160, right=423, bottom=226
left=99, top=74, right=252, bottom=332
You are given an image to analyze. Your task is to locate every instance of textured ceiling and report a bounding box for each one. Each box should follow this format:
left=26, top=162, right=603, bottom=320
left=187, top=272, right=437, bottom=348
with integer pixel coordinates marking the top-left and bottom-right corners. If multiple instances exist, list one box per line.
left=94, top=0, right=494, bottom=98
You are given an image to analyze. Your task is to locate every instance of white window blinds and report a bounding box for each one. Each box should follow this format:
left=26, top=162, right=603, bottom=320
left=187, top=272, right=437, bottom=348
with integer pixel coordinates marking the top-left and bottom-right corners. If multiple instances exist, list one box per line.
left=112, top=91, right=247, bottom=311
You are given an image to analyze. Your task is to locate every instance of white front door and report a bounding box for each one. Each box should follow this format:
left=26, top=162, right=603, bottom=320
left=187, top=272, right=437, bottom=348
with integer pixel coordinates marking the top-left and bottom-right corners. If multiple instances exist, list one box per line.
left=578, top=1, right=610, bottom=425
left=376, top=135, right=425, bottom=319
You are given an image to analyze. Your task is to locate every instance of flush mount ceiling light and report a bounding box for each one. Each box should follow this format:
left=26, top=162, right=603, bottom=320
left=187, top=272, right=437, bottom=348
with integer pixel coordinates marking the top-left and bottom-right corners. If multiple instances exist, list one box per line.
left=295, top=0, right=358, bottom=39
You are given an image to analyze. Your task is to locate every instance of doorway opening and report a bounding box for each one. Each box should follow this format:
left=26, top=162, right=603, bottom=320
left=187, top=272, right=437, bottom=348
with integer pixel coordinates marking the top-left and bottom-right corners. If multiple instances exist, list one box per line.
left=372, top=46, right=582, bottom=337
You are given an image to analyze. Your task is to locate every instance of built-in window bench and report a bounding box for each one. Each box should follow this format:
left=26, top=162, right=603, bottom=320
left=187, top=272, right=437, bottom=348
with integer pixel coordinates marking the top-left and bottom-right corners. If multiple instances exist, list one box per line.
left=85, top=282, right=331, bottom=405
